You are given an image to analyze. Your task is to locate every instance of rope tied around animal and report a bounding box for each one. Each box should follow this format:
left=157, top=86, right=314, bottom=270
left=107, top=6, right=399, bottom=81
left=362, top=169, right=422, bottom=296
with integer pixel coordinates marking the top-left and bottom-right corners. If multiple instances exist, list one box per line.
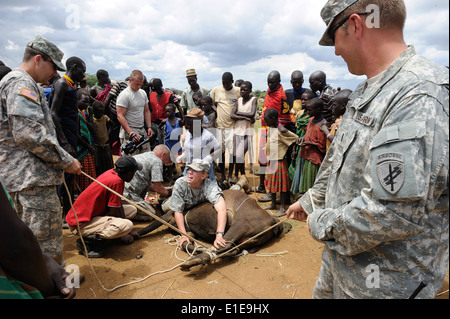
left=68, top=171, right=289, bottom=292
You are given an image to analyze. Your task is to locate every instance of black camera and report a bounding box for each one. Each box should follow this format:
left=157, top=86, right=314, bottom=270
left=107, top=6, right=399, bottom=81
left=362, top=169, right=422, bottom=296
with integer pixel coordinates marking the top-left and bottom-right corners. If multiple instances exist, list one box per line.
left=121, top=133, right=151, bottom=155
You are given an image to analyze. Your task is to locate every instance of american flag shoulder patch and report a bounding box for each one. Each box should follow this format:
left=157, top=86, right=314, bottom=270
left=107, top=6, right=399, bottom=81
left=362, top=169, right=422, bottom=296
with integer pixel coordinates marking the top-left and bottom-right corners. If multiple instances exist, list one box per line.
left=20, top=88, right=39, bottom=102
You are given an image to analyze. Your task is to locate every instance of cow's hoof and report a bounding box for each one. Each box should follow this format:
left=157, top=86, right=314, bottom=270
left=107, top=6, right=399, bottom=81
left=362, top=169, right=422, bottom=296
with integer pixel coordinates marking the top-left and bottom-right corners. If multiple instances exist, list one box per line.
left=180, top=253, right=212, bottom=271
left=282, top=222, right=293, bottom=234
left=180, top=256, right=202, bottom=271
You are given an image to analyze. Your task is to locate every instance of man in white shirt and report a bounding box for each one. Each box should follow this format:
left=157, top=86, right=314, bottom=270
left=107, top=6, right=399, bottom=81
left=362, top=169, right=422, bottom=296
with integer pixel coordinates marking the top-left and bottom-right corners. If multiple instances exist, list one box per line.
left=116, top=70, right=153, bottom=155
left=176, top=108, right=221, bottom=181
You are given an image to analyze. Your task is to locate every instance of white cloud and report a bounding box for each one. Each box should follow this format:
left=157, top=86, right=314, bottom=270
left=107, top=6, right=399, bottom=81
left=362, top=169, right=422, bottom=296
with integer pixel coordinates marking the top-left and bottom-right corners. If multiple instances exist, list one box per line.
left=115, top=61, right=130, bottom=70
left=5, top=40, right=19, bottom=51
left=92, top=55, right=106, bottom=64
left=0, top=0, right=448, bottom=91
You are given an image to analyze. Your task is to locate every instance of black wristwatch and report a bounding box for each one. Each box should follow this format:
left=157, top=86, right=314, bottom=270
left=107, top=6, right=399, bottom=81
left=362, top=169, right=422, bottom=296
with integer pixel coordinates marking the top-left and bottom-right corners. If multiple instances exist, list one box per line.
left=216, top=231, right=225, bottom=236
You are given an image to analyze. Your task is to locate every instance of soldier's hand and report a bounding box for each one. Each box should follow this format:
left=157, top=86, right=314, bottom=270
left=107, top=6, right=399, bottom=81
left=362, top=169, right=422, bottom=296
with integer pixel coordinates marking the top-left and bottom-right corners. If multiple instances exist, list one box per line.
left=65, top=159, right=82, bottom=175
left=179, top=236, right=190, bottom=249
left=214, top=233, right=227, bottom=249
left=286, top=202, right=308, bottom=222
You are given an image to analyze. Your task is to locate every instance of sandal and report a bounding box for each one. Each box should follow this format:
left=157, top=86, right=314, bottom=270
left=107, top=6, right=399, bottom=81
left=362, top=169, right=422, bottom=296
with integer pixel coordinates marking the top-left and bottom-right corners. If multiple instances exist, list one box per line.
left=252, top=185, right=266, bottom=194
left=258, top=193, right=272, bottom=202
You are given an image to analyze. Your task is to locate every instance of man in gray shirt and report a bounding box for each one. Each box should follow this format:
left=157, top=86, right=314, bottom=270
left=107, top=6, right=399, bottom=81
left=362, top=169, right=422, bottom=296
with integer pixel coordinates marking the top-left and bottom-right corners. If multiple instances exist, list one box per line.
left=170, top=159, right=227, bottom=250
left=116, top=70, right=153, bottom=154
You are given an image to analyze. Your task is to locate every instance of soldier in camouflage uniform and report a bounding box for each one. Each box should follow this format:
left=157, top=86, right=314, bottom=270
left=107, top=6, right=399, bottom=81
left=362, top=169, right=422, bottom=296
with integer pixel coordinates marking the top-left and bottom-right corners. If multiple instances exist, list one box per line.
left=168, top=159, right=228, bottom=250
left=287, top=0, right=449, bottom=299
left=123, top=144, right=173, bottom=221
left=0, top=36, right=82, bottom=264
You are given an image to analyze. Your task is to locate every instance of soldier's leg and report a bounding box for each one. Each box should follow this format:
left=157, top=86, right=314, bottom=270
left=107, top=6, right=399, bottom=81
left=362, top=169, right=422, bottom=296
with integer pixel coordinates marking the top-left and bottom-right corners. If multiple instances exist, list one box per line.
left=312, top=252, right=334, bottom=299
left=14, top=186, right=63, bottom=264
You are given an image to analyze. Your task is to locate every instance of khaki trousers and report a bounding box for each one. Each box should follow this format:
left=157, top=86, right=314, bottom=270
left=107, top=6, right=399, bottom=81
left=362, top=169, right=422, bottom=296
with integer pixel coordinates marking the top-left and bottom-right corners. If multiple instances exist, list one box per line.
left=71, top=205, right=137, bottom=239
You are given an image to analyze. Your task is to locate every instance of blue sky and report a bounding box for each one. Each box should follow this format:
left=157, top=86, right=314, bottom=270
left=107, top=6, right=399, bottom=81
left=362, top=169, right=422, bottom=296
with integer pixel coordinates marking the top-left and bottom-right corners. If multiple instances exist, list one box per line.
left=1, top=0, right=448, bottom=92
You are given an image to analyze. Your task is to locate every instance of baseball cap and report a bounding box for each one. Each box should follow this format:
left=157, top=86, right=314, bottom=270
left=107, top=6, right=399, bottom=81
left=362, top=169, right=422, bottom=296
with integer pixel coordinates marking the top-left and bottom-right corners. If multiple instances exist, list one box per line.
left=115, top=156, right=143, bottom=172
left=187, top=159, right=210, bottom=173
left=27, top=35, right=66, bottom=71
left=319, top=0, right=358, bottom=46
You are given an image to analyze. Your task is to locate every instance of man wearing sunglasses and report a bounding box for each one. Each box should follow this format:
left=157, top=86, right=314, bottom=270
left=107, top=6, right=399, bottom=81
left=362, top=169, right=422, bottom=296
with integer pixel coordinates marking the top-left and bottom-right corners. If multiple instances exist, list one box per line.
left=0, top=35, right=82, bottom=266
left=287, top=0, right=449, bottom=299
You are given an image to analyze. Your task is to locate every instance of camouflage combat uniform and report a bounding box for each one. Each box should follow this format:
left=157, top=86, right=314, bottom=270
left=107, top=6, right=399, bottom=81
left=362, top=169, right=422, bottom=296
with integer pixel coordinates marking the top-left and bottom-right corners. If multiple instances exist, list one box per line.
left=299, top=46, right=449, bottom=299
left=0, top=68, right=74, bottom=263
left=124, top=151, right=164, bottom=202
left=123, top=151, right=164, bottom=216
left=169, top=177, right=223, bottom=213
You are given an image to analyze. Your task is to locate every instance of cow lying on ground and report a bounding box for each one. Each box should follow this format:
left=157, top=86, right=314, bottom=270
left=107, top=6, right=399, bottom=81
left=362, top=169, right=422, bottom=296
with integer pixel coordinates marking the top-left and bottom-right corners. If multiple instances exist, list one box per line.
left=137, top=190, right=290, bottom=270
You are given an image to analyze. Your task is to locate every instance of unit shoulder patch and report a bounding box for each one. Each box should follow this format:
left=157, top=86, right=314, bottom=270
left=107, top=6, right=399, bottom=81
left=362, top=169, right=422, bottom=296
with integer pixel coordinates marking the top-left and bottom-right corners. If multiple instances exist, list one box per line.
left=376, top=152, right=404, bottom=195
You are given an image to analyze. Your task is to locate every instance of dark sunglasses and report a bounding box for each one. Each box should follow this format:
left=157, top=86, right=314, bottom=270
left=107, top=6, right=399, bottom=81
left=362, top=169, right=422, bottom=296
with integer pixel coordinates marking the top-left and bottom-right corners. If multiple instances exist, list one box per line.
left=41, top=55, right=58, bottom=71
left=328, top=12, right=369, bottom=44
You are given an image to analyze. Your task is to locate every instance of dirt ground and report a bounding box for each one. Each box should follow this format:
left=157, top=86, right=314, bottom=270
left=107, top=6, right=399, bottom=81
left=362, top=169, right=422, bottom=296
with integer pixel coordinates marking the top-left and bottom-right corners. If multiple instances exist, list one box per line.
left=63, top=171, right=449, bottom=301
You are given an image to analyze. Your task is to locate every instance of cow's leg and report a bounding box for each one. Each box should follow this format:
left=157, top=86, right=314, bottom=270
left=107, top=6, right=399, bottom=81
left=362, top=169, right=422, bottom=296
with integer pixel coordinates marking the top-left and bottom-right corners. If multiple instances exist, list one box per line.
left=137, top=211, right=174, bottom=237
left=180, top=241, right=243, bottom=271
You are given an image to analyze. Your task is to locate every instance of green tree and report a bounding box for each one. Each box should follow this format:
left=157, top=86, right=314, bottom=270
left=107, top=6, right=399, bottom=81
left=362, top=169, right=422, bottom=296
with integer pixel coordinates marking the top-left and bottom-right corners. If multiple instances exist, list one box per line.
left=84, top=73, right=97, bottom=88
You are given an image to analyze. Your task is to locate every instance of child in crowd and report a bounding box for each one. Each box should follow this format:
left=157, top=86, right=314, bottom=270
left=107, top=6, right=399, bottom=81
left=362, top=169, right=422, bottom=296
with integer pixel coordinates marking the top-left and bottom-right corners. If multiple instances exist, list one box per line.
left=263, top=109, right=299, bottom=217
left=191, top=91, right=214, bottom=128
left=289, top=90, right=316, bottom=197
left=322, top=89, right=352, bottom=151
left=201, top=96, right=217, bottom=130
left=76, top=88, right=97, bottom=192
left=298, top=98, right=327, bottom=194
left=231, top=81, right=257, bottom=183
left=92, top=100, right=114, bottom=175
left=159, top=103, right=184, bottom=182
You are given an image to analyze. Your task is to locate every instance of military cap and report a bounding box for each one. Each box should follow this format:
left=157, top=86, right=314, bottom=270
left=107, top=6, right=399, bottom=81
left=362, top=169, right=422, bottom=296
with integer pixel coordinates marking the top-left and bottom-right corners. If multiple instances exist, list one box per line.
left=115, top=156, right=143, bottom=171
left=27, top=35, right=66, bottom=71
left=187, top=159, right=210, bottom=173
left=319, top=0, right=359, bottom=46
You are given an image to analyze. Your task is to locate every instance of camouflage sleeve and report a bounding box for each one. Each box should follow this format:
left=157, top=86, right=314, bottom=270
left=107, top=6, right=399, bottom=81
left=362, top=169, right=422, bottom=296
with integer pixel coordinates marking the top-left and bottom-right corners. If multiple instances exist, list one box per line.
left=9, top=90, right=73, bottom=169
left=205, top=180, right=224, bottom=206
left=150, top=160, right=164, bottom=183
left=307, top=92, right=449, bottom=256
left=169, top=179, right=186, bottom=213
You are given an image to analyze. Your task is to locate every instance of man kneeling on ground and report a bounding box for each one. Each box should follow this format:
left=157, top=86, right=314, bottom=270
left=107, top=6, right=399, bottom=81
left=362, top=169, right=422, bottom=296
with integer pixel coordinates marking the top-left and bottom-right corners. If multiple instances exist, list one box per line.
left=65, top=156, right=141, bottom=258
left=164, top=159, right=227, bottom=250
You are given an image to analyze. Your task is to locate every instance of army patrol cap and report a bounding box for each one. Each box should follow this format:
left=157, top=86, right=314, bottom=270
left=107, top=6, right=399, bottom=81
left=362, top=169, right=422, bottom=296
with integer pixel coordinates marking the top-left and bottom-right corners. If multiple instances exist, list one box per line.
left=319, top=0, right=359, bottom=46
left=115, top=156, right=143, bottom=172
left=26, top=35, right=66, bottom=71
left=187, top=159, right=210, bottom=173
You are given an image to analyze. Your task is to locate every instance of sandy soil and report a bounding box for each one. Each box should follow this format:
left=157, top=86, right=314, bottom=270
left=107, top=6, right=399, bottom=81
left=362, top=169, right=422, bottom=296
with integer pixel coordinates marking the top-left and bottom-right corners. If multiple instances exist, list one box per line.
left=63, top=171, right=449, bottom=301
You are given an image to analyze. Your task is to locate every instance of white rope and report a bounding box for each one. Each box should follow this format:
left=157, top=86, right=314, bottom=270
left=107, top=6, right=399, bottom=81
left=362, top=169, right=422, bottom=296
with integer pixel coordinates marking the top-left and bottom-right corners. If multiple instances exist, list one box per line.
left=80, top=171, right=208, bottom=249
left=164, top=235, right=201, bottom=262
left=64, top=175, right=185, bottom=293
left=66, top=171, right=289, bottom=292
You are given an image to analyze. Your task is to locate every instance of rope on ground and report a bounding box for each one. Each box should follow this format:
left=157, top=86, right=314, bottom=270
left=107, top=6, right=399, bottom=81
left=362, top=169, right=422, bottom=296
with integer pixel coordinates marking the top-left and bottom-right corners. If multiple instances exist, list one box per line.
left=80, top=171, right=208, bottom=249
left=215, top=217, right=288, bottom=259
left=64, top=175, right=184, bottom=293
left=65, top=171, right=291, bottom=292
left=165, top=235, right=201, bottom=262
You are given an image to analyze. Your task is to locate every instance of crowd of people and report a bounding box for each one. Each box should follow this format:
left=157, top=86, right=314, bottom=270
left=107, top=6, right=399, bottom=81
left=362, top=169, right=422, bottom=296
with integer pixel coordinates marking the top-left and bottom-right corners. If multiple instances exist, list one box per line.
left=0, top=0, right=448, bottom=300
